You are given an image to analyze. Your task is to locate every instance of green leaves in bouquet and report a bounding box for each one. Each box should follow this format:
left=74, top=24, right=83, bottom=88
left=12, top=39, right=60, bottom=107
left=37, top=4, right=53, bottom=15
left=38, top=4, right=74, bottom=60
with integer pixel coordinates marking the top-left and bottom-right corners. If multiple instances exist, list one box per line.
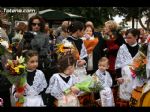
left=18, top=72, right=27, bottom=87
left=75, top=78, right=93, bottom=92
left=18, top=95, right=25, bottom=103
left=0, top=70, right=20, bottom=84
left=89, top=79, right=103, bottom=93
left=0, top=69, right=26, bottom=85
left=135, top=64, right=147, bottom=79
left=75, top=75, right=103, bottom=93
left=64, top=75, right=103, bottom=94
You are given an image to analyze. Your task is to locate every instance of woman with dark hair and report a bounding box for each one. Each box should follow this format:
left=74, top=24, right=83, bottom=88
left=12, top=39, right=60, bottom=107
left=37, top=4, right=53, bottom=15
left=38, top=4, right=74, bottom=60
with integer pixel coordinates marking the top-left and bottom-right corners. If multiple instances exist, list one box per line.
left=28, top=15, right=45, bottom=33
left=66, top=21, right=87, bottom=67
left=115, top=28, right=140, bottom=77
left=17, top=15, right=49, bottom=70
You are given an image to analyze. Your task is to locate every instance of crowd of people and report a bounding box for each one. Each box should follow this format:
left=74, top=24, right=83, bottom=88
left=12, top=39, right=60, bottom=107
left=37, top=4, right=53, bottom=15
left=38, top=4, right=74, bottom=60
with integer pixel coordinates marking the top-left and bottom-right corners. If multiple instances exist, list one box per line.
left=0, top=15, right=150, bottom=107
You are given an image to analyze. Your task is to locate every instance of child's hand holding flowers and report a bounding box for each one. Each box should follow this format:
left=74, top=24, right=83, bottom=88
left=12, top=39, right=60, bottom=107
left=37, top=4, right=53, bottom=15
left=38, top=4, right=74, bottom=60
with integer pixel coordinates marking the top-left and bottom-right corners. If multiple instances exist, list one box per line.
left=71, top=86, right=80, bottom=95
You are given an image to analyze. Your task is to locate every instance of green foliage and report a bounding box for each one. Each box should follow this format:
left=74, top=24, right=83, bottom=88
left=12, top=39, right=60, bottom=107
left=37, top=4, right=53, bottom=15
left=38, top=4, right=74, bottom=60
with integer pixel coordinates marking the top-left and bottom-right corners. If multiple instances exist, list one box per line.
left=114, top=7, right=150, bottom=30
left=135, top=64, right=147, bottom=79
left=48, top=7, right=116, bottom=28
left=0, top=69, right=27, bottom=85
left=18, top=73, right=27, bottom=87
left=18, top=95, right=25, bottom=103
left=64, top=75, right=103, bottom=94
left=0, top=69, right=20, bottom=84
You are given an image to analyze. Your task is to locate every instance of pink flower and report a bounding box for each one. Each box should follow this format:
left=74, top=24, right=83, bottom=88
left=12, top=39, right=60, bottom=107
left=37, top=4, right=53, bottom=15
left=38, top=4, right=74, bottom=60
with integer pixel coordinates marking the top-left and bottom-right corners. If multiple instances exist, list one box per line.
left=83, top=34, right=91, bottom=40
left=130, top=67, right=136, bottom=78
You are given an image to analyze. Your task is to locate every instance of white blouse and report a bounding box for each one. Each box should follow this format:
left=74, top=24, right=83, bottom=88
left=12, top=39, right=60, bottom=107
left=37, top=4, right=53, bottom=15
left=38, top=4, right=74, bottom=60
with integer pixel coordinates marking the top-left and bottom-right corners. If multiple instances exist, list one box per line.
left=95, top=69, right=112, bottom=88
left=46, top=73, right=79, bottom=100
left=12, top=69, right=47, bottom=107
left=115, top=44, right=133, bottom=69
left=24, top=69, right=47, bottom=96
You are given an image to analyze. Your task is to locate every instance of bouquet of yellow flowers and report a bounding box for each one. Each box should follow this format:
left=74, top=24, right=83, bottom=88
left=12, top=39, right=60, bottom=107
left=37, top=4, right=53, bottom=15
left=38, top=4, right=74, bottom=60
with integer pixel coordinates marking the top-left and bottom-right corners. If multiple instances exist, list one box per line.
left=0, top=56, right=27, bottom=107
left=56, top=39, right=80, bottom=60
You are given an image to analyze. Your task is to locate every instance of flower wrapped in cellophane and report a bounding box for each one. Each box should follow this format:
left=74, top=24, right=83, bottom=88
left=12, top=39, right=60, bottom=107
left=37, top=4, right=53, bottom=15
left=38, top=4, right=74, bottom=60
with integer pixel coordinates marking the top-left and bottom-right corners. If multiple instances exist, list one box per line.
left=81, top=36, right=99, bottom=54
left=129, top=51, right=147, bottom=79
left=0, top=56, right=27, bottom=107
left=129, top=43, right=148, bottom=79
left=65, top=75, right=103, bottom=94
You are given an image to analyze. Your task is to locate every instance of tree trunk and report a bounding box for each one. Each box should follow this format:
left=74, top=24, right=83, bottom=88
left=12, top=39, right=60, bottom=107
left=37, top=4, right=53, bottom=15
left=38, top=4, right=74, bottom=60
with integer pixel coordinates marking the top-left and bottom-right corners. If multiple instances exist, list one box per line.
left=132, top=17, right=134, bottom=28
left=139, top=17, right=147, bottom=31
left=136, top=19, right=138, bottom=29
left=147, top=18, right=150, bottom=31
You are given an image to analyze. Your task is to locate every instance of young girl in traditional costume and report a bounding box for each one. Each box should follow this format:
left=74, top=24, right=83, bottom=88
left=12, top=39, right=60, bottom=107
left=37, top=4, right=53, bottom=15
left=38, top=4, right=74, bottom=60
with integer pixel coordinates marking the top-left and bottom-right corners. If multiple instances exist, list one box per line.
left=93, top=57, right=115, bottom=106
left=13, top=50, right=47, bottom=106
left=115, top=28, right=146, bottom=106
left=45, top=53, right=80, bottom=107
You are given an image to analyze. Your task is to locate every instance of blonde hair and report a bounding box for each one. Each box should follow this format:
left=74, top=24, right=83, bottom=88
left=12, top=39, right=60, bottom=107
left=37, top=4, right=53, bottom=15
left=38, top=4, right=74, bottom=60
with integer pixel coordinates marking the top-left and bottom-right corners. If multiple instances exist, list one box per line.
left=105, top=20, right=118, bottom=31
left=98, top=57, right=109, bottom=65
left=62, top=21, right=71, bottom=32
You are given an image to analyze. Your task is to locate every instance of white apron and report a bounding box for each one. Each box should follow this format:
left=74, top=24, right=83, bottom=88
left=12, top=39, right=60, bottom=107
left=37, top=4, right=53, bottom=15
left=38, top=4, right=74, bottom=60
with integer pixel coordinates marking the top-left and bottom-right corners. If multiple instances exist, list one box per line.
left=24, top=95, right=44, bottom=107
left=95, top=70, right=114, bottom=106
left=100, top=87, right=115, bottom=107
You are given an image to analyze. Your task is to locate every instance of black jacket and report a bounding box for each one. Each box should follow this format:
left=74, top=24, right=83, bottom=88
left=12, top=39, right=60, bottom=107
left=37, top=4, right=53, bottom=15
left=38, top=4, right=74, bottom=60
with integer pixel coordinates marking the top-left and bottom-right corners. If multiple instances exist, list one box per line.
left=92, top=32, right=106, bottom=71
left=0, top=56, right=12, bottom=92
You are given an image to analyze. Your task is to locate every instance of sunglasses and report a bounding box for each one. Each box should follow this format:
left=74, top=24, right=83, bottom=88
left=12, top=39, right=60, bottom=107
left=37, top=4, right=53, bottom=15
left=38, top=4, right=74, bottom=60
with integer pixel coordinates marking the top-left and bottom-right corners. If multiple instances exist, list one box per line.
left=31, top=23, right=41, bottom=26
